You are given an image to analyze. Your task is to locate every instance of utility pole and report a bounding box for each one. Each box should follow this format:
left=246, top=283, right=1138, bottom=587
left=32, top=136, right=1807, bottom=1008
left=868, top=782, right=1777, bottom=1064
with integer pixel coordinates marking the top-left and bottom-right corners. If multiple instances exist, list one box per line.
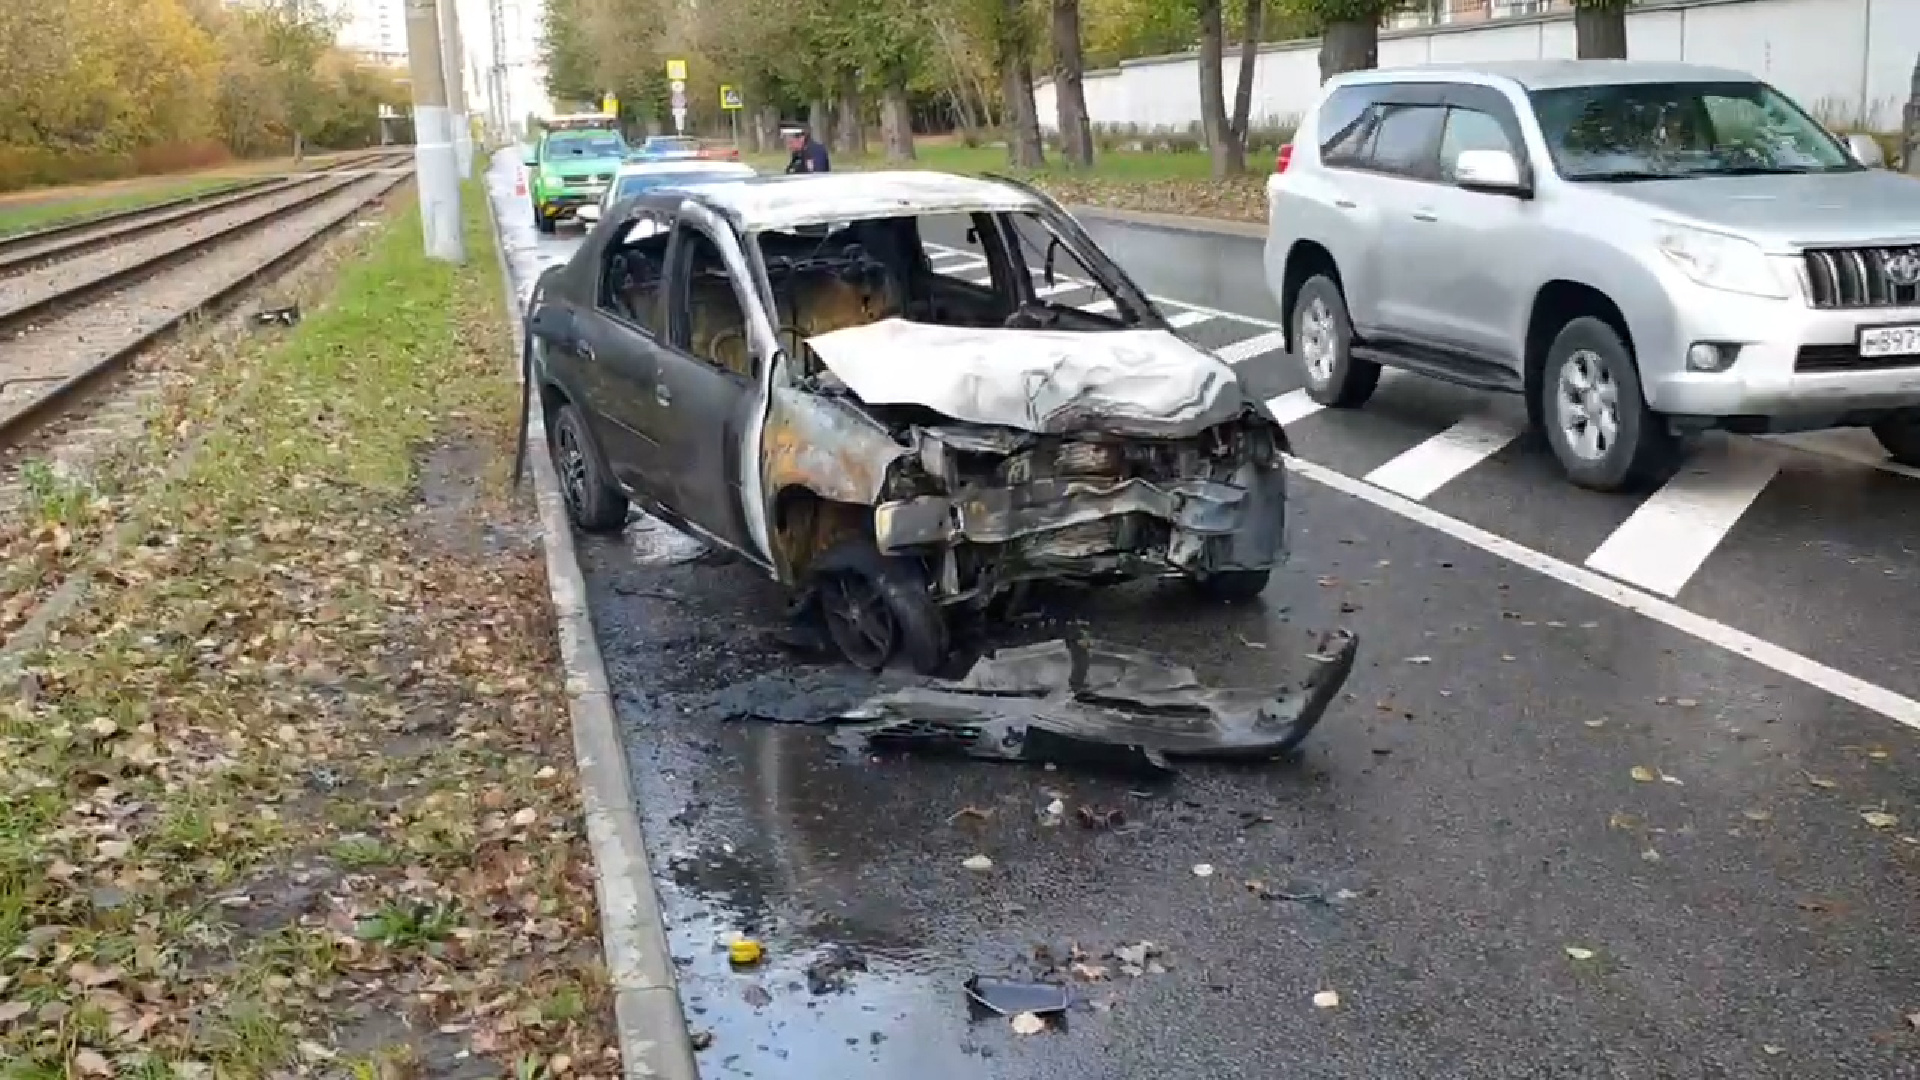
left=489, top=0, right=511, bottom=143
left=440, top=0, right=475, bottom=178
left=404, top=0, right=466, bottom=262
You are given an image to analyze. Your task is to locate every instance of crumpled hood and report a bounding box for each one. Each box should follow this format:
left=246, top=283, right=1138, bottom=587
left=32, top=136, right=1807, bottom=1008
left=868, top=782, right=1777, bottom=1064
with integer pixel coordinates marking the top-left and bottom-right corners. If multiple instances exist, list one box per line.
left=804, top=318, right=1250, bottom=437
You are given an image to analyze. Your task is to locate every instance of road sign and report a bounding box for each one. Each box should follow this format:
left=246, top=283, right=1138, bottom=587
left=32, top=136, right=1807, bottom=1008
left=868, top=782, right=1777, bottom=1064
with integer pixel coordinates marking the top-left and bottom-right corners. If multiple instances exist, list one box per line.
left=720, top=85, right=743, bottom=111
left=666, top=58, right=687, bottom=82
left=671, top=107, right=687, bottom=134
left=670, top=85, right=687, bottom=110
left=602, top=93, right=618, bottom=116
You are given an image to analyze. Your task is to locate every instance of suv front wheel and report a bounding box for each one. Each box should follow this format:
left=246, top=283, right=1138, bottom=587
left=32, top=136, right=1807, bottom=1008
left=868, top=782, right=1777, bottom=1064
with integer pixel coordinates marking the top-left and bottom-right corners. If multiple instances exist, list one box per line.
left=1539, top=317, right=1678, bottom=492
left=1871, top=415, right=1920, bottom=467
left=1293, top=275, right=1380, bottom=408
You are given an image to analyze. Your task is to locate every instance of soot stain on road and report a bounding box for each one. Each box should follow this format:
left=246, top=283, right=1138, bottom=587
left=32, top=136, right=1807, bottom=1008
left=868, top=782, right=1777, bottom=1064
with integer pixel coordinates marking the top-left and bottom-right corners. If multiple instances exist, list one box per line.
left=579, top=512, right=1361, bottom=1078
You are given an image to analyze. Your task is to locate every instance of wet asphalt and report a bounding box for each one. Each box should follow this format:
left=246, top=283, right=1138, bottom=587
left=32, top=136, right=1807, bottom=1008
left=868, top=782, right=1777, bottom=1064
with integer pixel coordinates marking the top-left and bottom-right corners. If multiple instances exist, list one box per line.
left=488, top=156, right=1920, bottom=1078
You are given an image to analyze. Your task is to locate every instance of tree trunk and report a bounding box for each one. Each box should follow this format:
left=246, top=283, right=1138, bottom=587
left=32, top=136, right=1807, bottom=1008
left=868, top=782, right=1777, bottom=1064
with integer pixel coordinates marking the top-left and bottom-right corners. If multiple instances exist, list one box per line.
left=1197, top=0, right=1233, bottom=179
left=835, top=72, right=867, bottom=157
left=1318, top=19, right=1379, bottom=83
left=880, top=79, right=917, bottom=161
left=1904, top=52, right=1920, bottom=174
left=1050, top=0, right=1094, bottom=167
left=999, top=0, right=1046, bottom=168
left=807, top=98, right=833, bottom=147
left=1574, top=2, right=1629, bottom=59
left=1230, top=0, right=1264, bottom=142
left=753, top=105, right=780, bottom=155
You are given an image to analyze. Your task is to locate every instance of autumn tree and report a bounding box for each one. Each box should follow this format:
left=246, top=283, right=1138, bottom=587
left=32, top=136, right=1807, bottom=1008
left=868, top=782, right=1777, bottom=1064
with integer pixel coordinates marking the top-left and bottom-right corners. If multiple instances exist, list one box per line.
left=1195, top=0, right=1266, bottom=177
left=1276, top=0, right=1403, bottom=83
left=1573, top=0, right=1630, bottom=60
left=962, top=0, right=1046, bottom=167
left=240, top=0, right=338, bottom=159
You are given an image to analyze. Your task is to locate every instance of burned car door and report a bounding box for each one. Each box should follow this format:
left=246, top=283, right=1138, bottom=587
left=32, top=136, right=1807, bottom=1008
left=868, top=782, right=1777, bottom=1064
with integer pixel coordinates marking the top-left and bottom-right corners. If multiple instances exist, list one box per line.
left=653, top=213, right=771, bottom=565
left=571, top=210, right=676, bottom=496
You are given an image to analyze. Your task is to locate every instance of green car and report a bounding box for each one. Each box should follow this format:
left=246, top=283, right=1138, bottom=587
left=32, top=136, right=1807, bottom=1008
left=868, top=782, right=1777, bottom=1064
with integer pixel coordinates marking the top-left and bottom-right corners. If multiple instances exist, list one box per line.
left=523, top=126, right=629, bottom=234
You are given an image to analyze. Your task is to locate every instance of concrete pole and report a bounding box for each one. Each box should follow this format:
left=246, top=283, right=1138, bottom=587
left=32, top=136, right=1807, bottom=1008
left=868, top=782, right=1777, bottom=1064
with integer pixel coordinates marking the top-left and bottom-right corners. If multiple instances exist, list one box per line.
left=440, top=0, right=475, bottom=178
left=404, top=0, right=466, bottom=262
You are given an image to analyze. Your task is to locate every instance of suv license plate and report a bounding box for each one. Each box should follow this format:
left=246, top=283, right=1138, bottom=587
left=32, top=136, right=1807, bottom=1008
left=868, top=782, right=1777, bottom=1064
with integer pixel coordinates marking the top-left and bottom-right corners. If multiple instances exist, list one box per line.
left=1859, top=325, right=1920, bottom=358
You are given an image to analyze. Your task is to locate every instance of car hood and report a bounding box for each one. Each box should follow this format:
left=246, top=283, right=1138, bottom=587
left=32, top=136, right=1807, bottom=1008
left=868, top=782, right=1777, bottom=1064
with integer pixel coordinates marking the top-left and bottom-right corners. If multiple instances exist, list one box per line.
left=1613, top=169, right=1920, bottom=248
left=803, top=319, right=1251, bottom=437
left=544, top=157, right=620, bottom=177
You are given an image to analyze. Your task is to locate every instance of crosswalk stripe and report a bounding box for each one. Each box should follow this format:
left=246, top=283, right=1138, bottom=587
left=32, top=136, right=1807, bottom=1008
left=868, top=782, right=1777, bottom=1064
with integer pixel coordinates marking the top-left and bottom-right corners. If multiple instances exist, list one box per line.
left=1584, top=440, right=1782, bottom=598
left=1364, top=415, right=1524, bottom=501
left=1080, top=298, right=1118, bottom=314
left=1215, top=330, right=1291, bottom=366
left=1168, top=309, right=1211, bottom=328
left=1263, top=389, right=1325, bottom=426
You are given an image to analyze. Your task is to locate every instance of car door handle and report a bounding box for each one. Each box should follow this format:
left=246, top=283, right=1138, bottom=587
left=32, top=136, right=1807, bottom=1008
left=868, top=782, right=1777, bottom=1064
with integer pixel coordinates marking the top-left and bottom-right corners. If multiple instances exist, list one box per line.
left=1334, top=199, right=1358, bottom=209
left=655, top=382, right=671, bottom=407
left=1412, top=209, right=1439, bottom=222
left=576, top=342, right=596, bottom=362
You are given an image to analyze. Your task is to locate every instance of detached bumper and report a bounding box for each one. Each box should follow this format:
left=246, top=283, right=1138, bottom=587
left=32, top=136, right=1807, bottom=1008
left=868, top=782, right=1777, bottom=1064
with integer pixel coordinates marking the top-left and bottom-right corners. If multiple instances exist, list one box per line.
left=873, top=461, right=1287, bottom=578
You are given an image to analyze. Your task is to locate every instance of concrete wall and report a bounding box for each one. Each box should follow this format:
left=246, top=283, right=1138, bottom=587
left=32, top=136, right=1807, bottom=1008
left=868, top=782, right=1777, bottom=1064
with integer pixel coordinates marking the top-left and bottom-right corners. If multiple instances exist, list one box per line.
left=1035, top=0, right=1920, bottom=135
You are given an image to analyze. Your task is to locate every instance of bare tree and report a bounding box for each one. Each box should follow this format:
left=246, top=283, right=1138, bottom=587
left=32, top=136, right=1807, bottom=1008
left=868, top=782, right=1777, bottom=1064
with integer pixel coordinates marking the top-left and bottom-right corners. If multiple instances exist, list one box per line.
left=1050, top=0, right=1093, bottom=167
left=1573, top=0, right=1630, bottom=59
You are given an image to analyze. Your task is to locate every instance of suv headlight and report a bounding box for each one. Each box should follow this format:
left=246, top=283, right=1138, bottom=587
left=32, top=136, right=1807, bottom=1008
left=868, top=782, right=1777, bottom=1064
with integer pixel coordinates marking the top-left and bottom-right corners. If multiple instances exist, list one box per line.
left=1654, top=223, right=1786, bottom=299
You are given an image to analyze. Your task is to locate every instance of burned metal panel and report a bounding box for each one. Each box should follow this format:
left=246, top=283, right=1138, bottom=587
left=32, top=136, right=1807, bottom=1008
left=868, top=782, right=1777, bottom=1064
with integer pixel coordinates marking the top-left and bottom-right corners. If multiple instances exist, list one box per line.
left=761, top=387, right=909, bottom=507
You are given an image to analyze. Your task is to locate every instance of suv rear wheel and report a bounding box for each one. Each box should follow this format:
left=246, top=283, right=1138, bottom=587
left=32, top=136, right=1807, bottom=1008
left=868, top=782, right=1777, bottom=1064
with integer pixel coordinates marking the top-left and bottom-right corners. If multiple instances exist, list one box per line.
left=1293, top=275, right=1379, bottom=408
left=1539, top=317, right=1678, bottom=492
left=1871, top=415, right=1920, bottom=467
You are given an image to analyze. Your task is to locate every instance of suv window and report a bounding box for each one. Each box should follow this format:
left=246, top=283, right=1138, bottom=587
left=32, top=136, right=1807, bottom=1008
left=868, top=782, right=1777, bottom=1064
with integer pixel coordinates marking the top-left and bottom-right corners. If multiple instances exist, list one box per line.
left=669, top=223, right=755, bottom=378
left=1369, top=104, right=1447, bottom=179
left=1531, top=79, right=1855, bottom=179
left=599, top=212, right=671, bottom=332
left=1318, top=85, right=1381, bottom=165
left=1438, top=106, right=1518, bottom=181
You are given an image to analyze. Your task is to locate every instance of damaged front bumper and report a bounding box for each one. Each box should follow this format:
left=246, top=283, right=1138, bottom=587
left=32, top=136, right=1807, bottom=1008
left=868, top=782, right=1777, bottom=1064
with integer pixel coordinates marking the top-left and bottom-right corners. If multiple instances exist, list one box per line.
left=871, top=418, right=1287, bottom=594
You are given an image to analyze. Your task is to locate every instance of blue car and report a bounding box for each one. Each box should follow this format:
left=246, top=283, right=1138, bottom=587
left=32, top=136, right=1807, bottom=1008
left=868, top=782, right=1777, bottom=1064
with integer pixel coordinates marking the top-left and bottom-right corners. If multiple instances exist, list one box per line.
left=630, top=135, right=704, bottom=161
left=573, top=160, right=758, bottom=226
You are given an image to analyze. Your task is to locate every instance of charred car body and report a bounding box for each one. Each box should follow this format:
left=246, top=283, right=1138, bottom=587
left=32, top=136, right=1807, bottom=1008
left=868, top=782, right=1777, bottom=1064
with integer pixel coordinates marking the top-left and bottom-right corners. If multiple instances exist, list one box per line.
left=521, top=171, right=1294, bottom=673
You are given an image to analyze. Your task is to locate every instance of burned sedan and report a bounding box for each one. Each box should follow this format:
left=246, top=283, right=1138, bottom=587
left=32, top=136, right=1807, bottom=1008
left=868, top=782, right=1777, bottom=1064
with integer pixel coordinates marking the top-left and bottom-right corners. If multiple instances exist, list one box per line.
left=521, top=171, right=1295, bottom=674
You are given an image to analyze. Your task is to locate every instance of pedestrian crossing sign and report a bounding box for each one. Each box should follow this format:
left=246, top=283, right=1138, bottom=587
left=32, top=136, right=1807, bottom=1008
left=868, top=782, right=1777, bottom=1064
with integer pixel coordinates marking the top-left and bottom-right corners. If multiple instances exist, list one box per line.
left=720, top=85, right=743, bottom=111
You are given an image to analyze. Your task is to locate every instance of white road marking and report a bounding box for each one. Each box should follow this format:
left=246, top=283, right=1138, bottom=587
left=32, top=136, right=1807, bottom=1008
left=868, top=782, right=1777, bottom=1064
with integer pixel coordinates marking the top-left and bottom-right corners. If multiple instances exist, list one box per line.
left=1364, top=415, right=1524, bottom=501
left=1215, top=330, right=1291, bottom=366
left=1168, top=309, right=1212, bottom=328
left=1265, top=389, right=1326, bottom=426
left=1584, top=441, right=1781, bottom=598
left=1080, top=298, right=1118, bottom=314
left=1274, top=434, right=1920, bottom=733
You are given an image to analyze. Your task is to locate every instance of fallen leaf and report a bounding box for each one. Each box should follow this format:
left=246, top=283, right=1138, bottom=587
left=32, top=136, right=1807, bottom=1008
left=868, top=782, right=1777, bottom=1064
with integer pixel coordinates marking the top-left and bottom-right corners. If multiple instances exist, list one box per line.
left=1674, top=698, right=1699, bottom=708
left=511, top=807, right=538, bottom=827
left=1405, top=656, right=1432, bottom=665
left=1742, top=809, right=1772, bottom=822
left=1862, top=811, right=1899, bottom=829
left=1906, top=1012, right=1920, bottom=1031
left=1762, top=1045, right=1785, bottom=1056
left=1630, top=766, right=1656, bottom=783
left=1564, top=946, right=1595, bottom=961
left=1312, top=990, right=1340, bottom=1008
left=0, top=1001, right=28, bottom=1024
left=1803, top=772, right=1838, bottom=789
left=961, top=854, right=993, bottom=872
left=1584, top=718, right=1607, bottom=729
left=74, top=1049, right=111, bottom=1076
left=1192, top=863, right=1215, bottom=878
left=1010, top=1011, right=1047, bottom=1035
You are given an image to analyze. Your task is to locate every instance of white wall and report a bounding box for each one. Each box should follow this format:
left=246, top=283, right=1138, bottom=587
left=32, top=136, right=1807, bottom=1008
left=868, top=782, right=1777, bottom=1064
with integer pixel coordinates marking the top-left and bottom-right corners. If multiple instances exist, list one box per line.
left=1034, top=0, right=1920, bottom=134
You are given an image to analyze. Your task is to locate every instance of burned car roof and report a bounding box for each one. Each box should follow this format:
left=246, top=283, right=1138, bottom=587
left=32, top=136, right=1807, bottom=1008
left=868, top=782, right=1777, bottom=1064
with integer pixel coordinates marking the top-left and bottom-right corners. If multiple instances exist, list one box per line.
left=657, top=170, right=1047, bottom=232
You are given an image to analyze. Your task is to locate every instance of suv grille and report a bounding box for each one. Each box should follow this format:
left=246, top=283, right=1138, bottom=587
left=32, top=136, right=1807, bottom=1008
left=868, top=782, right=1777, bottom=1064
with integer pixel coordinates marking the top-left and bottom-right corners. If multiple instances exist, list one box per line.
left=565, top=173, right=611, bottom=187
left=1801, top=245, right=1920, bottom=309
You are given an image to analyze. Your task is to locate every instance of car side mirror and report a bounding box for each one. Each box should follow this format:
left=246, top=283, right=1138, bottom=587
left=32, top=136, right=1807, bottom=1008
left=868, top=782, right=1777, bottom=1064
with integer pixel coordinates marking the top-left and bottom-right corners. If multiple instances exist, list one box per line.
left=527, top=304, right=572, bottom=340
left=1844, top=132, right=1886, bottom=169
left=1454, top=149, right=1531, bottom=197
left=577, top=203, right=601, bottom=224
left=521, top=149, right=538, bottom=167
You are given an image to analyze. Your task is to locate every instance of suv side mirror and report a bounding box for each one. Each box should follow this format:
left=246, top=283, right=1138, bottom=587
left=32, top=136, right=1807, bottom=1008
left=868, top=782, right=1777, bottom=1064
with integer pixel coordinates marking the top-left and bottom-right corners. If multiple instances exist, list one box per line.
left=1454, top=149, right=1531, bottom=197
left=1844, top=132, right=1886, bottom=168
left=522, top=147, right=539, bottom=167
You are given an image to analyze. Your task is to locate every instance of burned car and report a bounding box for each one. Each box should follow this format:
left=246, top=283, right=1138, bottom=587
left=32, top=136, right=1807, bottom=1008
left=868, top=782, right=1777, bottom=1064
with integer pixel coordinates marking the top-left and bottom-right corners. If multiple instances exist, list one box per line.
left=520, top=171, right=1295, bottom=673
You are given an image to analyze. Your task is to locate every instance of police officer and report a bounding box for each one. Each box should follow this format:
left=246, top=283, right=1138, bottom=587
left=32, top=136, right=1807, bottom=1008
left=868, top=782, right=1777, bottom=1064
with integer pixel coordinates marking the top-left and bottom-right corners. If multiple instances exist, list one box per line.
left=783, top=124, right=830, bottom=174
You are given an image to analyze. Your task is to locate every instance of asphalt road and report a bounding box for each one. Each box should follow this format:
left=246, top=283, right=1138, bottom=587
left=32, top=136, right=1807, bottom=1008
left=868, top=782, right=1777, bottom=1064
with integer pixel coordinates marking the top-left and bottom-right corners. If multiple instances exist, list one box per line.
left=489, top=156, right=1920, bottom=1079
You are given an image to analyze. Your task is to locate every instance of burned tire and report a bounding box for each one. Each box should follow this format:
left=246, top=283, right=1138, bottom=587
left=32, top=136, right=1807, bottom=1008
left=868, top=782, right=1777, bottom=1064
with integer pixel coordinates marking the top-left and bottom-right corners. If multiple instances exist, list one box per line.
left=1871, top=415, right=1920, bottom=466
left=1538, top=317, right=1678, bottom=492
left=1293, top=275, right=1379, bottom=409
left=550, top=404, right=628, bottom=533
left=1189, top=568, right=1271, bottom=603
left=812, top=541, right=949, bottom=676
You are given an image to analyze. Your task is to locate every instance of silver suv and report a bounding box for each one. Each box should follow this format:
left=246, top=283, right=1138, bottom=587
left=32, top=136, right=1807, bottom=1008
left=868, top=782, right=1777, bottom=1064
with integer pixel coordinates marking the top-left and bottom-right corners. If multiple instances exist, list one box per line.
left=1264, top=59, right=1920, bottom=492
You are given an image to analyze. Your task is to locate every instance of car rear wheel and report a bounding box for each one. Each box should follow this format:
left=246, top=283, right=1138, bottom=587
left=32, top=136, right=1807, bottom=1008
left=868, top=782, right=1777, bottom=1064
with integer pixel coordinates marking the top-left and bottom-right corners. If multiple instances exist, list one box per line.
left=1871, top=415, right=1920, bottom=466
left=811, top=540, right=949, bottom=676
left=1293, top=275, right=1379, bottom=409
left=550, top=404, right=629, bottom=533
left=1539, top=317, right=1678, bottom=492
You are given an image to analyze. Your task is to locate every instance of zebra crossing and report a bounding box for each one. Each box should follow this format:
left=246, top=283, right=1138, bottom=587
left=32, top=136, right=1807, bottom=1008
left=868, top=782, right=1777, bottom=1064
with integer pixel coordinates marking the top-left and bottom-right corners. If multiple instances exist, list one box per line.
left=925, top=242, right=1920, bottom=703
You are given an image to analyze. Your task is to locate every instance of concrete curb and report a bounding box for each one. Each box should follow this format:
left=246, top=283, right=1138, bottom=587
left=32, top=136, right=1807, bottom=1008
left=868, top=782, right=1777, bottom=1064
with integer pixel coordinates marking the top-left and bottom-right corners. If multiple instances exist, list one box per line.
left=1067, top=202, right=1267, bottom=241
left=478, top=170, right=702, bottom=1080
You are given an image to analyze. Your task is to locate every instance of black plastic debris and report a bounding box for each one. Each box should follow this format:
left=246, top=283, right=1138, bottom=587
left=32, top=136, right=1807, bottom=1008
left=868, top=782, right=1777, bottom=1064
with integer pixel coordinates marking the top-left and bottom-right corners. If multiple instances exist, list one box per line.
left=252, top=303, right=300, bottom=327
left=804, top=944, right=869, bottom=995
left=829, top=630, right=1359, bottom=776
left=963, top=975, right=1072, bottom=1018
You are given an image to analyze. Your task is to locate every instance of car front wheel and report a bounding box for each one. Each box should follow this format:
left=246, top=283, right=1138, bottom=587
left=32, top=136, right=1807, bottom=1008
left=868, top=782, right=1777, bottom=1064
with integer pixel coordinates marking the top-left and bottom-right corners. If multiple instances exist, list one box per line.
left=811, top=540, right=950, bottom=676
left=1538, top=317, right=1678, bottom=492
left=532, top=197, right=556, bottom=234
left=1293, top=274, right=1379, bottom=408
left=1871, top=415, right=1920, bottom=466
left=550, top=404, right=629, bottom=533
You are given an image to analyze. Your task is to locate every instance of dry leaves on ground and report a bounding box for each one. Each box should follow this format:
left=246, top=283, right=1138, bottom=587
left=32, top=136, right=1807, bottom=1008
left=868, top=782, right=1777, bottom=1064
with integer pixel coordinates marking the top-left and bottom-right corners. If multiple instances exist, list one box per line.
left=0, top=189, right=619, bottom=1079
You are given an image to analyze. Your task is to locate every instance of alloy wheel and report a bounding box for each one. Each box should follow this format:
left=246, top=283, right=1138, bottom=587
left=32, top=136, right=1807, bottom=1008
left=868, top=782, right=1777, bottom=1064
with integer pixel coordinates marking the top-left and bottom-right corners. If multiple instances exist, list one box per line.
left=1555, top=349, right=1620, bottom=463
